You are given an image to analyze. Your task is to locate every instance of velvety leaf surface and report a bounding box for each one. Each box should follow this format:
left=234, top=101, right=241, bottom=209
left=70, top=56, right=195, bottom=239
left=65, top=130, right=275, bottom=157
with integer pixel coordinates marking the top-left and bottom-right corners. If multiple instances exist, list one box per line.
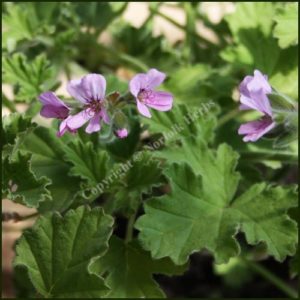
left=136, top=144, right=298, bottom=265
left=104, top=152, right=164, bottom=216
left=143, top=104, right=217, bottom=145
left=64, top=140, right=110, bottom=185
left=19, top=126, right=82, bottom=212
left=14, top=206, right=114, bottom=298
left=3, top=152, right=51, bottom=208
left=91, top=236, right=187, bottom=298
left=2, top=113, right=36, bottom=160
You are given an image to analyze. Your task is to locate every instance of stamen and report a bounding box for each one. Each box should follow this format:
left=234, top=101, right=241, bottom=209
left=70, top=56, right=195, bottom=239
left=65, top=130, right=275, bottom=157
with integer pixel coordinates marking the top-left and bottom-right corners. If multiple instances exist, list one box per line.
left=137, top=89, right=154, bottom=103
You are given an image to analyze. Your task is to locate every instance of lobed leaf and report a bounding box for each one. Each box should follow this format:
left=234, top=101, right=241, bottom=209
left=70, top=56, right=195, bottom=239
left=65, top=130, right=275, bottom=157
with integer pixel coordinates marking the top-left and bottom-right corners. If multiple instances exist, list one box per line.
left=91, top=236, right=187, bottom=298
left=2, top=53, right=57, bottom=103
left=143, top=104, right=217, bottom=146
left=2, top=152, right=51, bottom=208
left=19, top=126, right=82, bottom=212
left=14, top=206, right=114, bottom=298
left=136, top=142, right=298, bottom=265
left=2, top=113, right=37, bottom=160
left=64, top=140, right=111, bottom=185
left=104, top=152, right=164, bottom=216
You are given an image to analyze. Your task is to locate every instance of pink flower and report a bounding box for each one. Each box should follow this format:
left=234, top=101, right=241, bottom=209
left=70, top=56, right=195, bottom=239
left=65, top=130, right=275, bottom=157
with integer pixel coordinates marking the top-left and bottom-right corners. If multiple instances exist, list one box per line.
left=65, top=74, right=110, bottom=134
left=39, top=92, right=70, bottom=119
left=39, top=74, right=110, bottom=136
left=238, top=70, right=276, bottom=142
left=129, top=68, right=173, bottom=118
left=114, top=128, right=128, bottom=139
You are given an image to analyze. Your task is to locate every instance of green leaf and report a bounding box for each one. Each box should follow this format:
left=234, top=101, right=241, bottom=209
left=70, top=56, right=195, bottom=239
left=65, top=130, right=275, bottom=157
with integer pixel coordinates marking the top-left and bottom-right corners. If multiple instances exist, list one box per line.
left=225, top=2, right=275, bottom=37
left=269, top=46, right=298, bottom=99
left=75, top=2, right=127, bottom=30
left=142, top=104, right=217, bottom=146
left=2, top=53, right=57, bottom=103
left=2, top=113, right=36, bottom=160
left=105, top=74, right=128, bottom=95
left=2, top=152, right=51, bottom=208
left=104, top=152, right=164, bottom=216
left=111, top=21, right=178, bottom=70
left=165, top=64, right=236, bottom=106
left=136, top=144, right=298, bottom=265
left=2, top=3, right=39, bottom=51
left=63, top=140, right=110, bottom=185
left=91, top=236, right=187, bottom=298
left=19, top=126, right=82, bottom=212
left=221, top=2, right=280, bottom=74
left=273, top=3, right=298, bottom=49
left=14, top=206, right=114, bottom=298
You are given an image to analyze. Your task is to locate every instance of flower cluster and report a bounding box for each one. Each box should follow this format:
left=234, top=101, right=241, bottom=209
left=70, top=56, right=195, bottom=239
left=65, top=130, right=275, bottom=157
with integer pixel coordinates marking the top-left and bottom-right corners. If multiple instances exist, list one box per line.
left=238, top=70, right=275, bottom=142
left=39, top=69, right=173, bottom=138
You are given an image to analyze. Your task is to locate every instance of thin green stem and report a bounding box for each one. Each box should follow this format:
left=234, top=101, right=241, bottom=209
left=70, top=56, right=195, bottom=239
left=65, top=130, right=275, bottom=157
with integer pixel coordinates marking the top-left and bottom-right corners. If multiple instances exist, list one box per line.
left=272, top=89, right=297, bottom=107
left=142, top=2, right=162, bottom=27
left=21, top=212, right=39, bottom=221
left=151, top=9, right=215, bottom=47
left=217, top=108, right=240, bottom=128
left=240, top=151, right=298, bottom=164
left=183, top=2, right=197, bottom=64
left=2, top=211, right=39, bottom=222
left=2, top=93, right=17, bottom=112
left=125, top=211, right=137, bottom=244
left=240, top=257, right=298, bottom=298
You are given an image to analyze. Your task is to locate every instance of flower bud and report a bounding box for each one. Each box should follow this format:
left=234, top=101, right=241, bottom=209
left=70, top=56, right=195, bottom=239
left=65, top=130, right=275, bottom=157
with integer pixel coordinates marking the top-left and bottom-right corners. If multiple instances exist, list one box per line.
left=114, top=128, right=128, bottom=139
left=112, top=110, right=129, bottom=139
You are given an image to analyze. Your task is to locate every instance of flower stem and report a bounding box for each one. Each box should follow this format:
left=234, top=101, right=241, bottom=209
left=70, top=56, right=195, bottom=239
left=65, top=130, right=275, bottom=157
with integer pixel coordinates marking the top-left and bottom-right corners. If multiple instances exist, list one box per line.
left=240, top=257, right=298, bottom=298
left=240, top=151, right=298, bottom=164
left=2, top=93, right=17, bottom=112
left=125, top=211, right=137, bottom=244
left=151, top=8, right=216, bottom=47
left=217, top=108, right=240, bottom=128
left=2, top=211, right=39, bottom=222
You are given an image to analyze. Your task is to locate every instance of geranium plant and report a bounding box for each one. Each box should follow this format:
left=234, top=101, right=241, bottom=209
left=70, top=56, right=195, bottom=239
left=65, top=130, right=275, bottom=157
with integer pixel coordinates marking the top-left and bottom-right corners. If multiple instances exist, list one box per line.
left=2, top=2, right=298, bottom=298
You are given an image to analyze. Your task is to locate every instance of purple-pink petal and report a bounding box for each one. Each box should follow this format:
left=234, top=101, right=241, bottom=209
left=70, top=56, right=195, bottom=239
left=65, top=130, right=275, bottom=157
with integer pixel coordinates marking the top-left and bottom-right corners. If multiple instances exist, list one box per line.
left=40, top=105, right=69, bottom=119
left=67, top=79, right=89, bottom=104
left=239, top=69, right=273, bottom=116
left=146, top=69, right=166, bottom=89
left=39, top=92, right=69, bottom=119
left=239, top=76, right=253, bottom=98
left=240, top=90, right=272, bottom=116
left=81, top=74, right=106, bottom=101
left=247, top=70, right=272, bottom=95
left=57, top=116, right=76, bottom=137
left=85, top=113, right=101, bottom=134
left=129, top=74, right=148, bottom=97
left=144, top=91, right=173, bottom=111
left=238, top=117, right=275, bottom=142
left=115, top=128, right=128, bottom=139
left=66, top=109, right=93, bottom=130
left=39, top=92, right=66, bottom=107
left=137, top=100, right=152, bottom=118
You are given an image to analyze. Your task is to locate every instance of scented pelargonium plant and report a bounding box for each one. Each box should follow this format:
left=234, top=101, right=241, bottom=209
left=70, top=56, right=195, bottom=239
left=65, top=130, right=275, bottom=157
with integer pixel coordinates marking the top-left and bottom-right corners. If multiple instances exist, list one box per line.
left=2, top=2, right=299, bottom=299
